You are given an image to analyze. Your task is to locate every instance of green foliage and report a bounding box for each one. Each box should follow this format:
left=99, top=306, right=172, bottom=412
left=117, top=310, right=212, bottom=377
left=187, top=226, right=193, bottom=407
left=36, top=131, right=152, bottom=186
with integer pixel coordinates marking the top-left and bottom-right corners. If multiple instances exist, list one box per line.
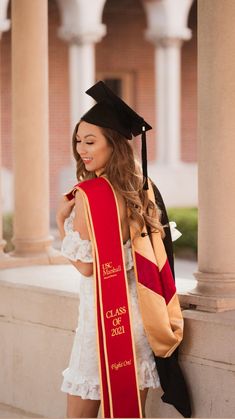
left=167, top=207, right=198, bottom=259
left=3, top=212, right=14, bottom=253
left=2, top=208, right=198, bottom=258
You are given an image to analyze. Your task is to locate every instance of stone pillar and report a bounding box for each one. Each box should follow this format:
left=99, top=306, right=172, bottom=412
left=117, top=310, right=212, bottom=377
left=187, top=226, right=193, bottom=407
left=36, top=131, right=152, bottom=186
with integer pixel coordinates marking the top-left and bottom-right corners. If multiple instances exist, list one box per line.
left=11, top=0, right=52, bottom=256
left=143, top=0, right=193, bottom=164
left=181, top=0, right=235, bottom=312
left=57, top=0, right=106, bottom=135
left=68, top=42, right=95, bottom=132
left=0, top=0, right=10, bottom=256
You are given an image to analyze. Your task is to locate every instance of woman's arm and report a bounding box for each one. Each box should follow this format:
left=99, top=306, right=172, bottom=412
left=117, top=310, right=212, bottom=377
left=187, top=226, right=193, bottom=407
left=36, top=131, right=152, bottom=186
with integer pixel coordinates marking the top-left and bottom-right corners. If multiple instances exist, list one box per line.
left=56, top=195, right=74, bottom=240
left=56, top=193, right=93, bottom=277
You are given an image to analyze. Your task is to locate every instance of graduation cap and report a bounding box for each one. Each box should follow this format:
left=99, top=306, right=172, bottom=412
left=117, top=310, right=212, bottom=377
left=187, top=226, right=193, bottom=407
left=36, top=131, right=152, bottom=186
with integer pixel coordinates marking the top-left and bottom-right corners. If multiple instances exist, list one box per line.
left=81, top=80, right=152, bottom=190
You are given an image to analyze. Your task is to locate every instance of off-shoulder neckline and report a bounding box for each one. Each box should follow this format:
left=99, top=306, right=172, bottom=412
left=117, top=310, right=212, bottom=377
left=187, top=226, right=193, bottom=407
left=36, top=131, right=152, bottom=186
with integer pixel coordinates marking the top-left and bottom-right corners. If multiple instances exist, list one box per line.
left=66, top=208, right=131, bottom=247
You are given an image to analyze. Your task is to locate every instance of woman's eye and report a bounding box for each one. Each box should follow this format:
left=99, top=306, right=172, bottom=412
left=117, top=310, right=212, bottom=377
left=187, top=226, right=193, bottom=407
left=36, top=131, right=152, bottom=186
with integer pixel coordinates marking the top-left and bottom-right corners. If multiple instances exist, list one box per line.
left=75, top=140, right=93, bottom=145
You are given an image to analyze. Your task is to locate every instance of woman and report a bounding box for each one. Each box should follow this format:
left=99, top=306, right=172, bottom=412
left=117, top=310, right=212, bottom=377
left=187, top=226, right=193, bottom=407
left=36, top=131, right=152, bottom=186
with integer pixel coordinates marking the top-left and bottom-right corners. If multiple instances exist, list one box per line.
left=56, top=81, right=188, bottom=419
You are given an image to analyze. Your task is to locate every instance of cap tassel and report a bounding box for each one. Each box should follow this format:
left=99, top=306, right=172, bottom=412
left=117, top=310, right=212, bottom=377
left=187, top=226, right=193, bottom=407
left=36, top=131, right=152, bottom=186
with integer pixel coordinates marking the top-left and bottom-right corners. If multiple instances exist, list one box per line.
left=141, top=125, right=149, bottom=190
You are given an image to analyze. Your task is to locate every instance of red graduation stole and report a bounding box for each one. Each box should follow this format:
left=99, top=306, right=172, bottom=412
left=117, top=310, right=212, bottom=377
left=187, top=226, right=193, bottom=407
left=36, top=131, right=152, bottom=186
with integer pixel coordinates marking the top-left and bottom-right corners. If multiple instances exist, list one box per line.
left=77, top=177, right=142, bottom=418
left=67, top=176, right=184, bottom=418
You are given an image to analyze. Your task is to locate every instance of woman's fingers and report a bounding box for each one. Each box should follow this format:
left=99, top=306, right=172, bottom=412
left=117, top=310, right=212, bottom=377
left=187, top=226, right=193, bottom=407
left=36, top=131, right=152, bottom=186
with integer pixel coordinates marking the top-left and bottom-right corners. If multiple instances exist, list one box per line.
left=57, top=197, right=75, bottom=220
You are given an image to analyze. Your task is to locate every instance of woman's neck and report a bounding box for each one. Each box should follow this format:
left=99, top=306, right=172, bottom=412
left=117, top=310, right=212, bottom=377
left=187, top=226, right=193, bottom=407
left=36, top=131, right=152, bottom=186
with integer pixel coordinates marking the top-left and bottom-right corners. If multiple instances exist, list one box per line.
left=95, top=169, right=105, bottom=177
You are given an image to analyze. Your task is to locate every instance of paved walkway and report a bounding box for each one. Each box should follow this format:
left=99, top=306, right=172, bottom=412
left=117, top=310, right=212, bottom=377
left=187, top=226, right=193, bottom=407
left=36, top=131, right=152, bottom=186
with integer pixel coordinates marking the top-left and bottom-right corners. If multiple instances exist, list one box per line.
left=175, top=257, right=197, bottom=293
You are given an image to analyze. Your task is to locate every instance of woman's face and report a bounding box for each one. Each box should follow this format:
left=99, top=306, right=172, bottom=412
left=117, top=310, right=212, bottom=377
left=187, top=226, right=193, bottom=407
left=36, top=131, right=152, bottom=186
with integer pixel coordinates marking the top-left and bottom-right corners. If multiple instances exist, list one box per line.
left=75, top=121, right=113, bottom=174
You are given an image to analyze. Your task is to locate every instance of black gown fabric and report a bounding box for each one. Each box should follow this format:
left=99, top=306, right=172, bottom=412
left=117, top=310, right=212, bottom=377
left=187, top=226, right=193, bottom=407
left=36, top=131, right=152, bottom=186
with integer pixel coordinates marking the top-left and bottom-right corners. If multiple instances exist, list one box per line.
left=150, top=181, right=192, bottom=418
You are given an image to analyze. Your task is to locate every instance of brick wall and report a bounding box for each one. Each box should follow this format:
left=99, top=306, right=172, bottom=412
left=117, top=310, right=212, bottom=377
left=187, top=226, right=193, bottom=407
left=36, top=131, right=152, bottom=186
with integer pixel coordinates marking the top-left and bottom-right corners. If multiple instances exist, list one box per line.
left=181, top=0, right=197, bottom=162
left=97, top=0, right=156, bottom=160
left=0, top=0, right=197, bottom=220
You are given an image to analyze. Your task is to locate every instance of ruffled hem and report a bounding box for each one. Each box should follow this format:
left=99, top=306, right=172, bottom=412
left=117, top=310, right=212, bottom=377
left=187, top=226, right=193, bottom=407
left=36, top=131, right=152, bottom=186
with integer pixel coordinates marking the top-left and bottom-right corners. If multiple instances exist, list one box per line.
left=138, top=359, right=160, bottom=390
left=61, top=359, right=160, bottom=399
left=61, top=380, right=100, bottom=400
left=61, top=368, right=100, bottom=399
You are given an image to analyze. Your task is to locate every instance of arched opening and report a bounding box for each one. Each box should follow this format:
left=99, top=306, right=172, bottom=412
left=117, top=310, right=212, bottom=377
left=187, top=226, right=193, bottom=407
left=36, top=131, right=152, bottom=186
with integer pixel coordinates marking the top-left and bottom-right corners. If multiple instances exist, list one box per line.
left=96, top=0, right=156, bottom=160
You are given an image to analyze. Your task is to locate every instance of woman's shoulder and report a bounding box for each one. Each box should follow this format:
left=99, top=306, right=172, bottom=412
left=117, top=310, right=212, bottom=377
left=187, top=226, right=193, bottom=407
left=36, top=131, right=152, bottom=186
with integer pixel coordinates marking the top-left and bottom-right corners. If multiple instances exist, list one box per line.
left=73, top=188, right=91, bottom=240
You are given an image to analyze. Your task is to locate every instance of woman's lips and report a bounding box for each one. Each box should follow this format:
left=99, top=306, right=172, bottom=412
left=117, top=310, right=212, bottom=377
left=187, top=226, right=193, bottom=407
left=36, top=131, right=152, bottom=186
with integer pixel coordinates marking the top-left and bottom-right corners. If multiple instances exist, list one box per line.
left=82, top=158, right=93, bottom=164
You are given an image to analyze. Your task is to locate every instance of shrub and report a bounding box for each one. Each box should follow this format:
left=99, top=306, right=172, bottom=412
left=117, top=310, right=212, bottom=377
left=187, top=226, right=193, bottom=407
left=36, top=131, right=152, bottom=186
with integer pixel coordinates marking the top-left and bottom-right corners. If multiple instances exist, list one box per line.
left=2, top=209, right=198, bottom=258
left=3, top=212, right=14, bottom=253
left=167, top=207, right=198, bottom=259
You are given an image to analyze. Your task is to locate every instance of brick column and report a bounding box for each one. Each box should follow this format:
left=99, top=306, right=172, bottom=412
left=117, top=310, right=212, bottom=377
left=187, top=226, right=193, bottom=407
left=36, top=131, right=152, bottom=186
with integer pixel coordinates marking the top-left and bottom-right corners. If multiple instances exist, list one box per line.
left=11, top=0, right=52, bottom=256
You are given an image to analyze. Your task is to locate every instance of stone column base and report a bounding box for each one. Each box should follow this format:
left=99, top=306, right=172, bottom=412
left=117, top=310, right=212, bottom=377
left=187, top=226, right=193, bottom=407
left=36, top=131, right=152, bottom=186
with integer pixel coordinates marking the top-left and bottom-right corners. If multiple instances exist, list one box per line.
left=0, top=247, right=69, bottom=269
left=179, top=292, right=235, bottom=312
left=11, top=235, right=54, bottom=257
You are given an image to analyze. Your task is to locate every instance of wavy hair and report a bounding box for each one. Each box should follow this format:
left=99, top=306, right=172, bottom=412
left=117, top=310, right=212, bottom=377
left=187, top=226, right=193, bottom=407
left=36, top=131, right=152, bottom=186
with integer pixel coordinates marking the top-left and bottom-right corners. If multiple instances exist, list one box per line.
left=72, top=122, right=165, bottom=238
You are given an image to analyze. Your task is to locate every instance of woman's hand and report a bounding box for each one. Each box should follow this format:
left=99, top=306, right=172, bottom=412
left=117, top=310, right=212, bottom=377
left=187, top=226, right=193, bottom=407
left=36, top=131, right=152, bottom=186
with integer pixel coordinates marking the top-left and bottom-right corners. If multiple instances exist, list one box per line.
left=56, top=195, right=75, bottom=224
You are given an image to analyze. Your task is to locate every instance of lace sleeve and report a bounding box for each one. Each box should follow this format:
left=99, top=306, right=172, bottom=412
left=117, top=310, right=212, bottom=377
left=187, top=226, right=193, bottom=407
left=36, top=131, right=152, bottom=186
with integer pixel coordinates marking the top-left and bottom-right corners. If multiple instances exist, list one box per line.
left=61, top=210, right=93, bottom=263
left=61, top=210, right=133, bottom=267
left=61, top=231, right=93, bottom=263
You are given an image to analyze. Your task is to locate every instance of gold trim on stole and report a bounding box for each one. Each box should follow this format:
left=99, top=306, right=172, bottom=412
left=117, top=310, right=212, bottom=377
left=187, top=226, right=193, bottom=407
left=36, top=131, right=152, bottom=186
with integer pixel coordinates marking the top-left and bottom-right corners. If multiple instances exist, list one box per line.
left=76, top=187, right=108, bottom=418
left=77, top=180, right=143, bottom=418
left=104, top=178, right=143, bottom=418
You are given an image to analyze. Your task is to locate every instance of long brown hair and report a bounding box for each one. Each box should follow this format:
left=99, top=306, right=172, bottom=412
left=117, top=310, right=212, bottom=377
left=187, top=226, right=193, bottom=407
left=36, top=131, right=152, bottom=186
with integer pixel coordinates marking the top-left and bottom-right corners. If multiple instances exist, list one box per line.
left=72, top=122, right=165, bottom=238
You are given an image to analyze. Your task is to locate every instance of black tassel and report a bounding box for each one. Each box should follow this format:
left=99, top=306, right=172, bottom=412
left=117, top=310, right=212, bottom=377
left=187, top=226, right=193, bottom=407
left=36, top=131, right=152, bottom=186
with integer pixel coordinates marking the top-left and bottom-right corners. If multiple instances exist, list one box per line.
left=141, top=125, right=148, bottom=190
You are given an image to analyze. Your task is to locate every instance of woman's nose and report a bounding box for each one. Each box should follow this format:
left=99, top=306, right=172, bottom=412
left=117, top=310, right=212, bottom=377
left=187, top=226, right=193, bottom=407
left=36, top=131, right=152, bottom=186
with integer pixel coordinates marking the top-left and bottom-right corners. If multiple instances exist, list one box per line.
left=77, top=143, right=87, bottom=155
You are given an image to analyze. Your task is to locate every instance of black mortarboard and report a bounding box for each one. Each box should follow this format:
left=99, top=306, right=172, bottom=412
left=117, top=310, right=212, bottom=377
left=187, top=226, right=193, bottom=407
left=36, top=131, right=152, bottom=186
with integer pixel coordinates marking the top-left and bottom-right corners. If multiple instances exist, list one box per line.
left=81, top=80, right=152, bottom=189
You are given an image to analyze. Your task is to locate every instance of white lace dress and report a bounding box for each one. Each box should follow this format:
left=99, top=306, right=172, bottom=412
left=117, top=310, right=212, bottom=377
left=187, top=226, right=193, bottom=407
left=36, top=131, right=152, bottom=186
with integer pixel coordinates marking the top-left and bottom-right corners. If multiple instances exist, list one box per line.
left=60, top=207, right=160, bottom=399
